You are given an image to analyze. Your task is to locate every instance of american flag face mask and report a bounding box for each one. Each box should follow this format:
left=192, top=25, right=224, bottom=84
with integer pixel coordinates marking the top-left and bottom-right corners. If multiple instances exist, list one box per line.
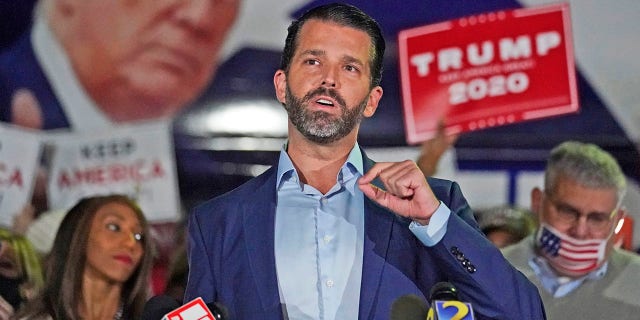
left=536, top=223, right=609, bottom=276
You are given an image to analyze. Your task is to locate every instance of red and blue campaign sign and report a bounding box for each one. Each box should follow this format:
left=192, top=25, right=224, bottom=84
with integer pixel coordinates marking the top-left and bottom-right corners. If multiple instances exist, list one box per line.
left=398, top=3, right=578, bottom=144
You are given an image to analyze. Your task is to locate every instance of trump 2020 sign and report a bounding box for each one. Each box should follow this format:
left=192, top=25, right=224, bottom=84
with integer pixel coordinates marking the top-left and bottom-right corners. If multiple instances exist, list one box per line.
left=398, top=3, right=578, bottom=144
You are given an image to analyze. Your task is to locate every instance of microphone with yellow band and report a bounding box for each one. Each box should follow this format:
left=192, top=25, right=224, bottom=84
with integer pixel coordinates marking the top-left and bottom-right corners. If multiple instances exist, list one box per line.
left=426, top=282, right=475, bottom=320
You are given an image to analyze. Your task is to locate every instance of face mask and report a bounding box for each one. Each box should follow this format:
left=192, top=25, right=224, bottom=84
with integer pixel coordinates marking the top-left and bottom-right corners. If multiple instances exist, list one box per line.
left=535, top=223, right=609, bottom=276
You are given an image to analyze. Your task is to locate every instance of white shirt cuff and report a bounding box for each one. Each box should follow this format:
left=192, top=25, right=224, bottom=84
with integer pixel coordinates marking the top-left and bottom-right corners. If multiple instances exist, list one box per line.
left=408, top=201, right=451, bottom=247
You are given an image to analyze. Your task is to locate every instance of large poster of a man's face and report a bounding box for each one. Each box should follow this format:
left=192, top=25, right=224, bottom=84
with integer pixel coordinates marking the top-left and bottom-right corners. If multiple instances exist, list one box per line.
left=1, top=0, right=240, bottom=129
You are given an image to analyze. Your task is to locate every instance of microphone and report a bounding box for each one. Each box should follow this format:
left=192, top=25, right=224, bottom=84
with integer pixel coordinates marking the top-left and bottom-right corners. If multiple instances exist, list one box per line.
left=207, top=301, right=229, bottom=320
left=389, top=294, right=429, bottom=320
left=141, top=295, right=182, bottom=320
left=427, top=282, right=475, bottom=320
left=141, top=295, right=228, bottom=320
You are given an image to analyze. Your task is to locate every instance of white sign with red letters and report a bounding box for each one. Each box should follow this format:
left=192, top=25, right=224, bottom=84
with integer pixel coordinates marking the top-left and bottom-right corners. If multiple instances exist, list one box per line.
left=0, top=123, right=42, bottom=227
left=46, top=119, right=180, bottom=222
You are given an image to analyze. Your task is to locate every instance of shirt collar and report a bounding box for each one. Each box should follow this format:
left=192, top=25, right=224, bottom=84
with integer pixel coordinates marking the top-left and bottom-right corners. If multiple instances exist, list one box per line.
left=276, top=141, right=363, bottom=191
left=32, top=14, right=114, bottom=132
left=529, top=255, right=608, bottom=298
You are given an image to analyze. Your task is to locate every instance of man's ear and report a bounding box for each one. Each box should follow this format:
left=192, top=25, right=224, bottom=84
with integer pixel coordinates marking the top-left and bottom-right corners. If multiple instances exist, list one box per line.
left=274, top=70, right=287, bottom=104
left=363, top=86, right=383, bottom=118
left=613, top=206, right=626, bottom=224
left=530, top=187, right=544, bottom=219
left=11, top=89, right=43, bottom=129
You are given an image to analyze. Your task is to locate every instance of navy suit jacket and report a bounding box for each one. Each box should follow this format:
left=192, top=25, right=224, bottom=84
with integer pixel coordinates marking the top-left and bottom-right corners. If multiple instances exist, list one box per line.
left=185, top=151, right=545, bottom=319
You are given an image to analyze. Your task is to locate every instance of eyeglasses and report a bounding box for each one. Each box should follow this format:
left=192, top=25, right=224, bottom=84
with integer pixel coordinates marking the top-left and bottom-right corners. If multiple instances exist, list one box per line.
left=544, top=192, right=617, bottom=231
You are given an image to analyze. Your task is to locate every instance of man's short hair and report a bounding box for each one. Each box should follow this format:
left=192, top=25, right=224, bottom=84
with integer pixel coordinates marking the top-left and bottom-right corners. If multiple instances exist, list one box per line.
left=279, top=3, right=385, bottom=88
left=545, top=141, right=627, bottom=204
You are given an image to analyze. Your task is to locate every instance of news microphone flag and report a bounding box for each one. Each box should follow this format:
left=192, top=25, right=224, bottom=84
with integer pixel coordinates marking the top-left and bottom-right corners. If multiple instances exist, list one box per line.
left=427, top=300, right=475, bottom=320
left=538, top=225, right=604, bottom=273
left=163, top=297, right=215, bottom=320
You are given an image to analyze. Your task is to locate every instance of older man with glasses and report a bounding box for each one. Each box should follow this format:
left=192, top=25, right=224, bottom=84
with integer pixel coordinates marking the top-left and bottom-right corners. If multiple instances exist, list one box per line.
left=502, top=140, right=640, bottom=319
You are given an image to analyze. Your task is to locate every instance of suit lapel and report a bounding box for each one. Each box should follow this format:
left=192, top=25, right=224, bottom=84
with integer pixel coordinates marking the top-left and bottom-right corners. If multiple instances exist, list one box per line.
left=240, top=151, right=395, bottom=318
left=359, top=153, right=395, bottom=319
left=242, top=168, right=283, bottom=315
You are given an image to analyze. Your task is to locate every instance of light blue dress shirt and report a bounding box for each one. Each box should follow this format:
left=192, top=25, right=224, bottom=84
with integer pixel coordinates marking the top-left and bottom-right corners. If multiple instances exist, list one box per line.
left=274, top=143, right=451, bottom=320
left=529, top=256, right=608, bottom=297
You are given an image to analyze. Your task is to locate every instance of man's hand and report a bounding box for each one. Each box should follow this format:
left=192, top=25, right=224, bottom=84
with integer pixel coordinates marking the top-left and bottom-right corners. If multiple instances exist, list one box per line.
left=416, top=121, right=458, bottom=176
left=12, top=204, right=35, bottom=236
left=358, top=160, right=440, bottom=225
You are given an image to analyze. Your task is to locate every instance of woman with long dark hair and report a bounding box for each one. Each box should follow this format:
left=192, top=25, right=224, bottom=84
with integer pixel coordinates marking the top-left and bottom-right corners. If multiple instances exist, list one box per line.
left=15, top=195, right=153, bottom=320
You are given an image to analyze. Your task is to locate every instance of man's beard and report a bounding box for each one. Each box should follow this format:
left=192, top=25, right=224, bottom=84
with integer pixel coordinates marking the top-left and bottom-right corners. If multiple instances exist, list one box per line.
left=284, top=85, right=368, bottom=144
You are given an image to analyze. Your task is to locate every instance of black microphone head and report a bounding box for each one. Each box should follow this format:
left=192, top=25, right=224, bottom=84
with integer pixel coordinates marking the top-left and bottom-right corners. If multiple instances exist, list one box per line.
left=207, top=302, right=230, bottom=320
left=429, top=281, right=459, bottom=302
left=141, top=295, right=182, bottom=320
left=390, top=294, right=429, bottom=320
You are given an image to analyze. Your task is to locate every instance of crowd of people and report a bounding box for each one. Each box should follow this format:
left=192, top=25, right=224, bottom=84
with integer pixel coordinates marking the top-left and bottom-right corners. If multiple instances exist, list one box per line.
left=1, top=1, right=640, bottom=320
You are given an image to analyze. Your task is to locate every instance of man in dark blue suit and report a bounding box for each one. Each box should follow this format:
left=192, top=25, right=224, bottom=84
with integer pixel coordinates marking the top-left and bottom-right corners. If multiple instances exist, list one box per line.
left=184, top=4, right=545, bottom=319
